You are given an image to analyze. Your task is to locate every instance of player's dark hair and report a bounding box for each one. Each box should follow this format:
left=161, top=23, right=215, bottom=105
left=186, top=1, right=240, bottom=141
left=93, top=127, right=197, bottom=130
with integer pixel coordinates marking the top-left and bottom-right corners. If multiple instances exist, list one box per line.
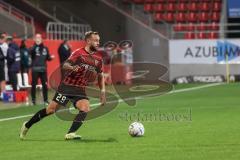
left=84, top=31, right=99, bottom=40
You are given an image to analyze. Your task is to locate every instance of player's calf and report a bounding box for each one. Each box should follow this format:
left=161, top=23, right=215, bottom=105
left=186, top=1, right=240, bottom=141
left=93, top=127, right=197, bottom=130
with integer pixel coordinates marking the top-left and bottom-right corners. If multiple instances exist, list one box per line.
left=20, top=101, right=60, bottom=139
left=25, top=101, right=59, bottom=129
left=66, top=99, right=89, bottom=139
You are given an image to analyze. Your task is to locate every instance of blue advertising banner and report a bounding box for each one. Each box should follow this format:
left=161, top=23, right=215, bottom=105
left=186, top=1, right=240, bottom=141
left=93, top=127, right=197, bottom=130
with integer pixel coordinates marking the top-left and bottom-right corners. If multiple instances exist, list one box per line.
left=228, top=0, right=240, bottom=18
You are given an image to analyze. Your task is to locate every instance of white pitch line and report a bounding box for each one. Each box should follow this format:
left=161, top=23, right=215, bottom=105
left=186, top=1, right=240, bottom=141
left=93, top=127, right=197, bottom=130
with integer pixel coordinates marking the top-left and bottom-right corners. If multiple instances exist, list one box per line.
left=0, top=83, right=223, bottom=122
left=0, top=114, right=34, bottom=122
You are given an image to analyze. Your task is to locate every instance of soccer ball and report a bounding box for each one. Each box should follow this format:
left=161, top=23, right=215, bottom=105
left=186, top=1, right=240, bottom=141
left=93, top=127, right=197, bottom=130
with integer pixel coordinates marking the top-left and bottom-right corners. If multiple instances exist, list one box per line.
left=128, top=122, right=145, bottom=137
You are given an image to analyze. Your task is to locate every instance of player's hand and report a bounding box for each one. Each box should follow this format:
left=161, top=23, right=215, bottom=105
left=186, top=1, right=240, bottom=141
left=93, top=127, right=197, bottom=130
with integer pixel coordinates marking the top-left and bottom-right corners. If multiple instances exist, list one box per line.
left=100, top=91, right=106, bottom=106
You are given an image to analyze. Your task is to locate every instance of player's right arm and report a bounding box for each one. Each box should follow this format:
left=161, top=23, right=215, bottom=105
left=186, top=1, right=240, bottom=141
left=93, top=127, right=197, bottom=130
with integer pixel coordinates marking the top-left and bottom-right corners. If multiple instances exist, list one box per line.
left=62, top=49, right=80, bottom=71
left=62, top=61, right=75, bottom=71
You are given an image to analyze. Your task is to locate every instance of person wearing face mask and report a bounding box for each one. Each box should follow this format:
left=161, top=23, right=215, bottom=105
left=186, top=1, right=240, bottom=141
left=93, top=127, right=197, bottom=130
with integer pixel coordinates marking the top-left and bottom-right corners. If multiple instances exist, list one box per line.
left=30, top=33, right=54, bottom=105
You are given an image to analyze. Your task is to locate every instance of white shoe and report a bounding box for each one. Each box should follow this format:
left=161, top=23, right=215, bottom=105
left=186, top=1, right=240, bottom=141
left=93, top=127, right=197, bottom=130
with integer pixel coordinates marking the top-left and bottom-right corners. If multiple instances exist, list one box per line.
left=20, top=122, right=29, bottom=140
left=65, top=132, right=81, bottom=140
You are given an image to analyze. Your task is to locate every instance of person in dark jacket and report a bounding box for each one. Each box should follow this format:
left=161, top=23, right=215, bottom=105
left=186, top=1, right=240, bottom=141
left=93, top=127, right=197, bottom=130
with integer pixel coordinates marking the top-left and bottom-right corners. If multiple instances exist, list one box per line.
left=0, top=33, right=7, bottom=99
left=6, top=36, right=20, bottom=91
left=0, top=47, right=5, bottom=83
left=30, top=33, right=54, bottom=105
left=20, top=39, right=30, bottom=73
left=58, top=40, right=71, bottom=64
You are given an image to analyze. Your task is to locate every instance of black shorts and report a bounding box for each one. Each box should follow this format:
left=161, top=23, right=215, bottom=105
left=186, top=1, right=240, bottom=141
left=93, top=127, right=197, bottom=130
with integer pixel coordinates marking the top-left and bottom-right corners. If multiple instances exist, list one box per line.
left=52, top=92, right=89, bottom=108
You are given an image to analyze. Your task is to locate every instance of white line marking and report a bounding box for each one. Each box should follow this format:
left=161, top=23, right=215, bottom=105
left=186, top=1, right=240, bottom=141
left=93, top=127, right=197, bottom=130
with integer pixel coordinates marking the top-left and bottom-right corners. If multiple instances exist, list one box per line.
left=0, top=83, right=223, bottom=122
left=0, top=114, right=34, bottom=122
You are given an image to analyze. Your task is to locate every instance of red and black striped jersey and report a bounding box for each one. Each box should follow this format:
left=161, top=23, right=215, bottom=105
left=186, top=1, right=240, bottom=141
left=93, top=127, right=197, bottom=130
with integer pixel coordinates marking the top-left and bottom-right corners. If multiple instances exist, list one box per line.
left=61, top=47, right=103, bottom=89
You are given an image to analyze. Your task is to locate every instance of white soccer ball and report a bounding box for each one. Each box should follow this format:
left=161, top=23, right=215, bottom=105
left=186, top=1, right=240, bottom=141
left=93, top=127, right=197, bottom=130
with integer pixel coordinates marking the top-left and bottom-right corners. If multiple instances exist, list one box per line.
left=128, top=122, right=145, bottom=137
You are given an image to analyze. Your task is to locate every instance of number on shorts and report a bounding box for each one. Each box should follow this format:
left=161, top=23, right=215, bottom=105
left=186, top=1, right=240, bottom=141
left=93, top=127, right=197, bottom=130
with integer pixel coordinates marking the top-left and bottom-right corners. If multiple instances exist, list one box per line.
left=56, top=93, right=67, bottom=103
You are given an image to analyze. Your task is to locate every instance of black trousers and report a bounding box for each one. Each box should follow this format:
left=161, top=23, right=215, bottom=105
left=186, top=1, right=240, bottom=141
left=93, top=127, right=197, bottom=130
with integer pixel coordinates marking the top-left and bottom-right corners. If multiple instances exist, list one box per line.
left=8, top=71, right=17, bottom=91
left=31, top=71, right=48, bottom=102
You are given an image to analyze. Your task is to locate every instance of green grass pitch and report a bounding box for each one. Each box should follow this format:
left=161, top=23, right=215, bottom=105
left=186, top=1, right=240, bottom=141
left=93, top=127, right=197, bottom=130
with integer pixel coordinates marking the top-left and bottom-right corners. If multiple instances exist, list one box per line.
left=0, top=83, right=239, bottom=160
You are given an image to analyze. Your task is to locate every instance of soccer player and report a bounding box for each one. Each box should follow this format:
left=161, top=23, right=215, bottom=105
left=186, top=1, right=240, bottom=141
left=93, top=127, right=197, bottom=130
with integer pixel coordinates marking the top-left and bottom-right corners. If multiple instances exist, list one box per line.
left=20, top=31, right=106, bottom=140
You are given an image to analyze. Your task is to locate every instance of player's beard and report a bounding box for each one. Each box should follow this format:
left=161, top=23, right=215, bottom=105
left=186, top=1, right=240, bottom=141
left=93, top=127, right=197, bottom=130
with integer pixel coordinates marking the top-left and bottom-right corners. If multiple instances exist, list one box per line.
left=90, top=45, right=97, bottom=52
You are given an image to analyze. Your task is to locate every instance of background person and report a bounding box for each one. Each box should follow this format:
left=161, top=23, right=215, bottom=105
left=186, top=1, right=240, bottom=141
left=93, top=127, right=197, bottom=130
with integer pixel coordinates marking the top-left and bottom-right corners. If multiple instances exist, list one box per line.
left=20, top=39, right=30, bottom=74
left=6, top=36, right=20, bottom=91
left=58, top=40, right=71, bottom=64
left=30, top=33, right=54, bottom=105
left=0, top=35, right=6, bottom=99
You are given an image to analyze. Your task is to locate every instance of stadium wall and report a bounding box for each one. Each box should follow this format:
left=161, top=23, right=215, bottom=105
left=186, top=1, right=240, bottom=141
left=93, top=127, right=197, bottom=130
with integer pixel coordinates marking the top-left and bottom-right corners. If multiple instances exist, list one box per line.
left=30, top=0, right=169, bottom=80
left=0, top=11, right=33, bottom=37
left=169, top=39, right=240, bottom=81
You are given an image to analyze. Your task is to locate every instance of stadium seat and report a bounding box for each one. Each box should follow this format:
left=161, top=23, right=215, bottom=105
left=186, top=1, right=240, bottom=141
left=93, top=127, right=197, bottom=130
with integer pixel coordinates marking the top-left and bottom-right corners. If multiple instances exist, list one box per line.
left=177, top=3, right=187, bottom=12
left=188, top=12, right=198, bottom=23
left=211, top=12, right=220, bottom=22
left=197, top=32, right=207, bottom=39
left=144, top=4, right=153, bottom=12
left=121, top=0, right=222, bottom=40
left=199, top=2, right=210, bottom=11
left=175, top=12, right=185, bottom=23
left=165, top=13, right=174, bottom=22
left=166, top=3, right=175, bottom=12
left=199, top=12, right=209, bottom=22
left=197, top=22, right=207, bottom=31
left=209, top=22, right=219, bottom=30
left=153, top=13, right=164, bottom=22
left=184, top=32, right=195, bottom=39
left=188, top=2, right=198, bottom=11
left=153, top=4, right=164, bottom=12
left=213, top=2, right=221, bottom=11
left=185, top=23, right=195, bottom=31
left=173, top=23, right=185, bottom=31
left=207, top=32, right=219, bottom=39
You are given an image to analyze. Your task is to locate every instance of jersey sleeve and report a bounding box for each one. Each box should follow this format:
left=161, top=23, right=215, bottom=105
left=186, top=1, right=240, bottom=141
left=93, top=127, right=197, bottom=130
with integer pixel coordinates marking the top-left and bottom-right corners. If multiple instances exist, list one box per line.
left=65, top=49, right=80, bottom=64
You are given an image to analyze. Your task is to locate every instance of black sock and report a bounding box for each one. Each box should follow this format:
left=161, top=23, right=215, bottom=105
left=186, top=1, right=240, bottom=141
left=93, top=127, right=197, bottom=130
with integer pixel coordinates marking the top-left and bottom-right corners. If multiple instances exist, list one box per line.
left=68, top=111, right=87, bottom=134
left=25, top=108, right=48, bottom=129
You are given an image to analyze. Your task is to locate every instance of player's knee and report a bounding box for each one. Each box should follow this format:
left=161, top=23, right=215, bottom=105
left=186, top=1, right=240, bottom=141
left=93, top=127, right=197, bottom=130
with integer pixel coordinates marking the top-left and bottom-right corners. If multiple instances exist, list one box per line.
left=80, top=106, right=90, bottom=112
left=46, top=102, right=58, bottom=114
left=46, top=107, right=55, bottom=114
left=75, top=100, right=90, bottom=112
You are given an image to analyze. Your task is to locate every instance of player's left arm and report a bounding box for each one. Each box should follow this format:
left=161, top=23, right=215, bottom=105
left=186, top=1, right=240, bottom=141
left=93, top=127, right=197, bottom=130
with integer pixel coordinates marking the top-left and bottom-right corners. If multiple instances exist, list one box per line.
left=97, top=61, right=106, bottom=105
left=98, top=71, right=106, bottom=106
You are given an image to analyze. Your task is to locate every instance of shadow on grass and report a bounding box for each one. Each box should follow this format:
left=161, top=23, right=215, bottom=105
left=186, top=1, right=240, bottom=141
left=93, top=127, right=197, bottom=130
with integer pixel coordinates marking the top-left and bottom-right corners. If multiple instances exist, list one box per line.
left=73, top=137, right=118, bottom=143
left=23, top=137, right=118, bottom=143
